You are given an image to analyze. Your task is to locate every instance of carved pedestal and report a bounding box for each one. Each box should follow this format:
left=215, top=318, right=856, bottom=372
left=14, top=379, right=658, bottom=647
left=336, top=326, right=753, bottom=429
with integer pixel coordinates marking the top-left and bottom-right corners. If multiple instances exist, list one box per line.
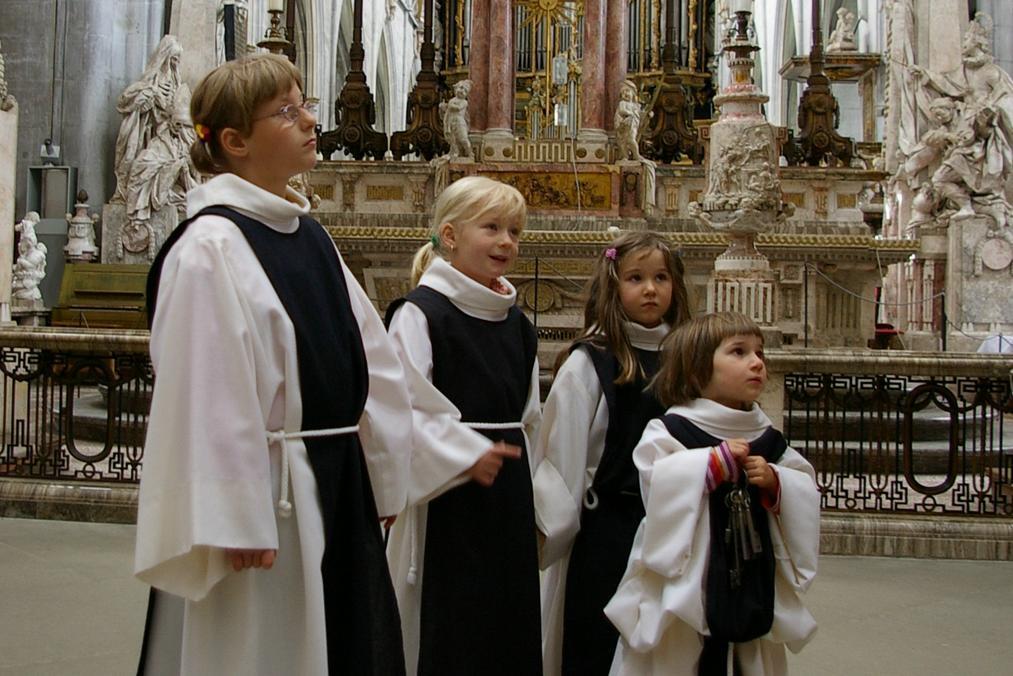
left=100, top=203, right=178, bottom=264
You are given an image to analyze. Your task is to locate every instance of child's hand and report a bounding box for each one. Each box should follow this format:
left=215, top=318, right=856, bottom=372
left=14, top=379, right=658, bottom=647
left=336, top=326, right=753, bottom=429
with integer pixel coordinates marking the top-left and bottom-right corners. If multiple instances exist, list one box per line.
left=226, top=548, right=277, bottom=572
left=725, top=438, right=751, bottom=464
left=467, top=442, right=522, bottom=486
left=742, top=456, right=777, bottom=491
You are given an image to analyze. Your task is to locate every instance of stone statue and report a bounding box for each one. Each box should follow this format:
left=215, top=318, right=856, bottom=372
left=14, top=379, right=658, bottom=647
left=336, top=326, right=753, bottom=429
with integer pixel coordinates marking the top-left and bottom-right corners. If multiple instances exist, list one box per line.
left=112, top=35, right=192, bottom=205
left=525, top=77, right=545, bottom=140
left=907, top=12, right=1013, bottom=228
left=827, top=8, right=858, bottom=53
left=0, top=38, right=14, bottom=111
left=64, top=190, right=99, bottom=263
left=442, top=79, right=473, bottom=161
left=614, top=80, right=645, bottom=162
left=11, top=212, right=46, bottom=305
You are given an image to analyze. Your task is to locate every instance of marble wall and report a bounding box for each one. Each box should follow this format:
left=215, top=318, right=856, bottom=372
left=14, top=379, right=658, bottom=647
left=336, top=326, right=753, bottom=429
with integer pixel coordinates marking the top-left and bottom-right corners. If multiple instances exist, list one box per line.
left=0, top=0, right=165, bottom=220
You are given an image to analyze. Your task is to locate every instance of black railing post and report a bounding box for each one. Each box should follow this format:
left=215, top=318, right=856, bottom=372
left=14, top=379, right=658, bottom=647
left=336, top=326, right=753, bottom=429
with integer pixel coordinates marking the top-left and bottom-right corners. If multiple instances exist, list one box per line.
left=804, top=261, right=810, bottom=348
left=941, top=290, right=947, bottom=351
left=533, top=257, right=540, bottom=332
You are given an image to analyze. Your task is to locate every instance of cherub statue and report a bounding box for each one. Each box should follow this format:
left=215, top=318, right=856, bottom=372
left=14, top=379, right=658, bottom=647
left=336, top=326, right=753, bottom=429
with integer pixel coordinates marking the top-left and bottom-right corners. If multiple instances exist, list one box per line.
left=614, top=80, right=645, bottom=162
left=442, top=79, right=473, bottom=161
left=11, top=212, right=47, bottom=304
left=827, top=8, right=858, bottom=52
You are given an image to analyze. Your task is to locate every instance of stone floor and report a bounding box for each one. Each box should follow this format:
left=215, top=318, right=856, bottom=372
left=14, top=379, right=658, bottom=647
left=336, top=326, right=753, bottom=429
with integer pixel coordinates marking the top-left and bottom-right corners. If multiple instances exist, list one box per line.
left=1, top=516, right=1012, bottom=675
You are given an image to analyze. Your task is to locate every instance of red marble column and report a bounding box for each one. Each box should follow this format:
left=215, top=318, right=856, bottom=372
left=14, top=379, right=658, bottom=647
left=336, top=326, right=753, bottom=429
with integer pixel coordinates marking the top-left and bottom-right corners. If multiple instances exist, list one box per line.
left=604, top=0, right=629, bottom=131
left=581, top=0, right=607, bottom=133
left=468, top=0, right=491, bottom=132
left=486, top=0, right=515, bottom=134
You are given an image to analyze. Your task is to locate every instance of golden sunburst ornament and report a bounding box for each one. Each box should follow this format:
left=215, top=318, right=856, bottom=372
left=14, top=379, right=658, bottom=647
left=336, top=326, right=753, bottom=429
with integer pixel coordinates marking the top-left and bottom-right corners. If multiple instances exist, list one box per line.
left=518, top=0, right=582, bottom=30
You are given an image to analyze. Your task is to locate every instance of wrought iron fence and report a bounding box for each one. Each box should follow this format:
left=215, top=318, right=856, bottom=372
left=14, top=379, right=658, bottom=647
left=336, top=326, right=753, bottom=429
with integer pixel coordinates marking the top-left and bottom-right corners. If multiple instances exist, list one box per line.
left=3, top=329, right=1012, bottom=519
left=1, top=328, right=151, bottom=484
left=771, top=351, right=1013, bottom=517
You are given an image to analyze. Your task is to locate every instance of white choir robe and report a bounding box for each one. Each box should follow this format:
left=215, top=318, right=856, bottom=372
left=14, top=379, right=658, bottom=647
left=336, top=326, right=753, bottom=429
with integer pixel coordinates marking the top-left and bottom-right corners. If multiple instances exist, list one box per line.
left=604, top=399, right=820, bottom=676
left=384, top=258, right=543, bottom=674
left=532, top=322, right=668, bottom=676
left=134, top=174, right=412, bottom=675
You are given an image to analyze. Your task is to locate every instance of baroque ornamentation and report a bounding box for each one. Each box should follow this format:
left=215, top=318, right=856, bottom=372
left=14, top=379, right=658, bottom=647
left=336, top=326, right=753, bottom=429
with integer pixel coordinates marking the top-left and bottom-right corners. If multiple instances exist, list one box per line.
left=12, top=212, right=46, bottom=306
left=390, top=0, right=448, bottom=161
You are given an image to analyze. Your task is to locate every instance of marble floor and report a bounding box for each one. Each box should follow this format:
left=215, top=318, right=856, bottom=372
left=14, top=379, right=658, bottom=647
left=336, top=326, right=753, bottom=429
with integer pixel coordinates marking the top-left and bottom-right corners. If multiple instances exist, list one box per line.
left=1, top=516, right=1012, bottom=675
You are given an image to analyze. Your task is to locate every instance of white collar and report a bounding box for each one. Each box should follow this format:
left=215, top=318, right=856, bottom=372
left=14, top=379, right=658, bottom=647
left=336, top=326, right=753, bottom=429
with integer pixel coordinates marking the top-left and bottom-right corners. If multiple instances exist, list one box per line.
left=624, top=320, right=670, bottom=351
left=186, top=173, right=310, bottom=233
left=665, top=398, right=773, bottom=441
left=418, top=257, right=518, bottom=321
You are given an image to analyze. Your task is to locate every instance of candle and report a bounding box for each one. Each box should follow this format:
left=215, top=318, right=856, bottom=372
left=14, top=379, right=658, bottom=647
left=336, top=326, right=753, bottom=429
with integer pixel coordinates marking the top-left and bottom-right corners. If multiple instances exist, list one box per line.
left=729, top=0, right=752, bottom=13
left=268, top=0, right=284, bottom=13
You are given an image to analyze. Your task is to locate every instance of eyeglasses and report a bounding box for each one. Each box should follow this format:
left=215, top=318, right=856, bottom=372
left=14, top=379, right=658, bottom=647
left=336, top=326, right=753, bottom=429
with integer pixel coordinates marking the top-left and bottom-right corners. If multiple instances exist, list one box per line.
left=254, top=100, right=318, bottom=124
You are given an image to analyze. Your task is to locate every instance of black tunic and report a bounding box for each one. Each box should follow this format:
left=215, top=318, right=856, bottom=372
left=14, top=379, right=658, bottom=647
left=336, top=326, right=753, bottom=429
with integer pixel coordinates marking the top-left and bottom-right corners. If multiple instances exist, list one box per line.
left=142, top=206, right=405, bottom=676
left=561, top=343, right=663, bottom=676
left=387, top=285, right=542, bottom=676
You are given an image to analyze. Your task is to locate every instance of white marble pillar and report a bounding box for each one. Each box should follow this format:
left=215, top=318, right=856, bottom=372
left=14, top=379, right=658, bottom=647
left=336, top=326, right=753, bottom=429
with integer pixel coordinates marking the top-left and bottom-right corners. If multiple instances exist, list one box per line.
left=170, top=2, right=219, bottom=89
left=0, top=100, right=16, bottom=323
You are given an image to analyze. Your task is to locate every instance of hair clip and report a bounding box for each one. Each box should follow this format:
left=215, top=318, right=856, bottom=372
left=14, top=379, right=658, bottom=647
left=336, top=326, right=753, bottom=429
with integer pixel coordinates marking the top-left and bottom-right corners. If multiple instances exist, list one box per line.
left=429, top=234, right=440, bottom=248
left=604, top=247, right=618, bottom=261
left=194, top=123, right=212, bottom=143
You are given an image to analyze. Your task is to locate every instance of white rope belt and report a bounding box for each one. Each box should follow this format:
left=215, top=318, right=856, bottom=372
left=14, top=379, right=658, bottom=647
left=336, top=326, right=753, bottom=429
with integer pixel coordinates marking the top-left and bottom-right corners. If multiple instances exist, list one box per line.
left=266, top=425, right=359, bottom=518
left=406, top=420, right=526, bottom=586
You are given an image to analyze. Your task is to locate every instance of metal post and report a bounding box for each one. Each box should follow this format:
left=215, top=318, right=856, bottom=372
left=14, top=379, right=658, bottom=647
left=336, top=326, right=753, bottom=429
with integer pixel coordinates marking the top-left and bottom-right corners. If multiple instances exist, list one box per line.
left=941, top=290, right=947, bottom=351
left=804, top=261, right=810, bottom=348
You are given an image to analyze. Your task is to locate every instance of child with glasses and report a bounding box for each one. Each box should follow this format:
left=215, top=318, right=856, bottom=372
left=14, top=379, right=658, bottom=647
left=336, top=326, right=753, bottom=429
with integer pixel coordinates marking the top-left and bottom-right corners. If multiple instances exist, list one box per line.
left=135, top=53, right=411, bottom=675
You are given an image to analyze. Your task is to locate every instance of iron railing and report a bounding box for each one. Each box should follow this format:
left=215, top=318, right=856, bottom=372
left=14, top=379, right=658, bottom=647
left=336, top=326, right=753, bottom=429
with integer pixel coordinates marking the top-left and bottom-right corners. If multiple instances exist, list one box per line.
left=2, top=330, right=1012, bottom=518
left=769, top=350, right=1013, bottom=517
left=1, top=328, right=151, bottom=484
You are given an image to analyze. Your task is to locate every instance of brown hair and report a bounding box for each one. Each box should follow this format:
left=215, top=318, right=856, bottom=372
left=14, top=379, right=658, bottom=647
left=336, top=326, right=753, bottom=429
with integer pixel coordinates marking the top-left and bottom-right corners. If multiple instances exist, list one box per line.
left=560, top=230, right=691, bottom=384
left=189, top=53, right=303, bottom=175
left=652, top=311, right=764, bottom=407
left=410, top=176, right=527, bottom=287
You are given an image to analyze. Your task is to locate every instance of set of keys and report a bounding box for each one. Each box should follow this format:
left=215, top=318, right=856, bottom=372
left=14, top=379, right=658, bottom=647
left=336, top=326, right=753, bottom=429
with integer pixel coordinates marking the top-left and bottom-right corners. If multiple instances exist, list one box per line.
left=724, top=485, right=763, bottom=588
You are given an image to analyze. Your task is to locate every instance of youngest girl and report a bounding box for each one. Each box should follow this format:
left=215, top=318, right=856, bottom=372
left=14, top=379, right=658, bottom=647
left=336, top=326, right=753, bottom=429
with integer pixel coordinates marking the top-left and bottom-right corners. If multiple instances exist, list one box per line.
left=605, top=312, right=819, bottom=676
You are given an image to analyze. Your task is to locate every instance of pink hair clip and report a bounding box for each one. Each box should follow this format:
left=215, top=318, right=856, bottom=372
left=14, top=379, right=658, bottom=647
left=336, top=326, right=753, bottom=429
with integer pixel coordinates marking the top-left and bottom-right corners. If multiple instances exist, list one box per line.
left=604, top=247, right=618, bottom=261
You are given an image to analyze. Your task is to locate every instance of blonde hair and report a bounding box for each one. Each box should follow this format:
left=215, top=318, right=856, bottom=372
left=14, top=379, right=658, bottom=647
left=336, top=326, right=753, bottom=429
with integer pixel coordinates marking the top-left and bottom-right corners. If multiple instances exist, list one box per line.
left=652, top=312, right=764, bottom=407
left=189, top=53, right=303, bottom=175
left=410, top=176, right=527, bottom=286
left=560, top=231, right=690, bottom=384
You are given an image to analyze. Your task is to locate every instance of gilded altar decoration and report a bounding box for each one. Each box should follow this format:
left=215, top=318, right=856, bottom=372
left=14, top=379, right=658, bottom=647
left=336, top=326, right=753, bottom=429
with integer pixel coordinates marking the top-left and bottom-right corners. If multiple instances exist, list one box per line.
left=493, top=171, right=611, bottom=210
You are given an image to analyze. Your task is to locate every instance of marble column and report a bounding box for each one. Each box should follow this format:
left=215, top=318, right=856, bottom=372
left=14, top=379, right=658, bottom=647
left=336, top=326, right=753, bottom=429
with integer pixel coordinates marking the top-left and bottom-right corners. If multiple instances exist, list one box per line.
left=468, top=2, right=490, bottom=133
left=580, top=0, right=607, bottom=139
left=0, top=100, right=16, bottom=323
left=604, top=0, right=628, bottom=132
left=484, top=0, right=515, bottom=140
left=169, top=1, right=219, bottom=89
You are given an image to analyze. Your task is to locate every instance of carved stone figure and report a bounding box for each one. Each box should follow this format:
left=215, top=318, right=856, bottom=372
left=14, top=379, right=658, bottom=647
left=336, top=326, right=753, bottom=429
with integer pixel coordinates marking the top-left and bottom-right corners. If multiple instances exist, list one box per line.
left=614, top=80, right=645, bottom=162
left=64, top=190, right=99, bottom=263
left=11, top=212, right=46, bottom=305
left=442, top=79, right=473, bottom=161
left=827, top=8, right=858, bottom=52
left=0, top=38, right=14, bottom=111
left=113, top=36, right=189, bottom=204
left=908, top=13, right=1013, bottom=228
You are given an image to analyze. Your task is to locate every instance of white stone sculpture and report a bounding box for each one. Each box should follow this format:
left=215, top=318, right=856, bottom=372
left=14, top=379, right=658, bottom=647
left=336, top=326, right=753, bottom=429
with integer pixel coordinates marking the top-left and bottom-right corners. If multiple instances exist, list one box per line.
left=113, top=36, right=190, bottom=204
left=0, top=38, right=14, bottom=111
left=908, top=12, right=1013, bottom=229
left=442, top=79, right=473, bottom=161
left=64, top=191, right=99, bottom=263
left=827, top=8, right=858, bottom=53
left=11, top=212, right=46, bottom=306
left=614, top=80, right=645, bottom=162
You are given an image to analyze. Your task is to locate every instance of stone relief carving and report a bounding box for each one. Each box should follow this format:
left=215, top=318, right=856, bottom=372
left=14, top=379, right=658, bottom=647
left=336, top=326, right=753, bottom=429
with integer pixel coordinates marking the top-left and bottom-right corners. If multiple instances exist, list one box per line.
left=0, top=38, right=14, bottom=111
left=701, top=125, right=781, bottom=212
left=904, top=12, right=1013, bottom=230
left=827, top=8, right=858, bottom=53
left=441, top=79, right=473, bottom=161
left=64, top=191, right=99, bottom=263
left=11, top=212, right=46, bottom=305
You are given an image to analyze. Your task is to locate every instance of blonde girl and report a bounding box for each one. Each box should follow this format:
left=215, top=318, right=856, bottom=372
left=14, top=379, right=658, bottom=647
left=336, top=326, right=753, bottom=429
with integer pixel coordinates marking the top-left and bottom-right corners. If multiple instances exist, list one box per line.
left=606, top=313, right=820, bottom=675
left=135, top=54, right=412, bottom=675
left=385, top=176, right=544, bottom=675
left=535, top=230, right=691, bottom=675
